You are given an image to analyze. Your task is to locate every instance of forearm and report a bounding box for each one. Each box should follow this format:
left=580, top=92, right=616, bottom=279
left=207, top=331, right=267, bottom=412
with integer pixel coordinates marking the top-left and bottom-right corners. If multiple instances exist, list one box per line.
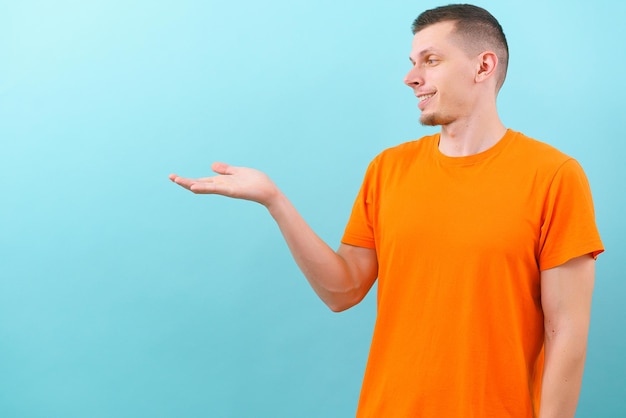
left=266, top=192, right=374, bottom=312
left=539, top=329, right=589, bottom=418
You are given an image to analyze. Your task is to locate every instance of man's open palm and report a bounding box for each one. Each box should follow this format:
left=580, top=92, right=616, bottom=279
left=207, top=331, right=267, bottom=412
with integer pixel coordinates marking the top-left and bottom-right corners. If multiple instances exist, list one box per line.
left=169, top=162, right=279, bottom=206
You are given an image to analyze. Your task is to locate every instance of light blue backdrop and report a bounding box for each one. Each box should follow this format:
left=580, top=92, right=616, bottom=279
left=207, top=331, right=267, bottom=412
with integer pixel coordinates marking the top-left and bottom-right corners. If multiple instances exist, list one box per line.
left=1, top=0, right=624, bottom=416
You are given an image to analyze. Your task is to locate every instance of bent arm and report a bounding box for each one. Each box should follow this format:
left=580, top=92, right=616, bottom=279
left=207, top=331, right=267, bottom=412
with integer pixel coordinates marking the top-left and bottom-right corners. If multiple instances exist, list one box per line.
left=539, top=254, right=595, bottom=418
left=267, top=192, right=377, bottom=312
left=169, top=163, right=378, bottom=312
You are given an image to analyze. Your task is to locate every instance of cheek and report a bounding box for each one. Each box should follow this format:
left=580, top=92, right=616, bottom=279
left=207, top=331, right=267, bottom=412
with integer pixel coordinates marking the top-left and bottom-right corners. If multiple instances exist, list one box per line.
left=444, top=75, right=473, bottom=100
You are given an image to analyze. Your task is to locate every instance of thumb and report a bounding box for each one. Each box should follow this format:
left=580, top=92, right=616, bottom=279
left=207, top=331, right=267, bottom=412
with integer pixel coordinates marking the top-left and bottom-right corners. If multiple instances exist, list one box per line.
left=211, top=161, right=234, bottom=175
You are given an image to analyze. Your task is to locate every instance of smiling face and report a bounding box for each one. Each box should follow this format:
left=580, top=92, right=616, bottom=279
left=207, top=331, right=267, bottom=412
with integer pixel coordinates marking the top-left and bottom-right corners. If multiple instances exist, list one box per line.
left=404, top=21, right=481, bottom=127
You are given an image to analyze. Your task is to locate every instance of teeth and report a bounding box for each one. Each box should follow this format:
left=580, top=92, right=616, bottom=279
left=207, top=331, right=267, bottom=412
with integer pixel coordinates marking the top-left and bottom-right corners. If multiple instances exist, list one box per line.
left=418, top=94, right=434, bottom=102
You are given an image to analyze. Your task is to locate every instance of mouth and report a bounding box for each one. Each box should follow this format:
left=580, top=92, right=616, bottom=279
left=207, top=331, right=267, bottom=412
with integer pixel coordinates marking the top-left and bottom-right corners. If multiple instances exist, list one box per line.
left=417, top=92, right=435, bottom=110
left=418, top=93, right=435, bottom=102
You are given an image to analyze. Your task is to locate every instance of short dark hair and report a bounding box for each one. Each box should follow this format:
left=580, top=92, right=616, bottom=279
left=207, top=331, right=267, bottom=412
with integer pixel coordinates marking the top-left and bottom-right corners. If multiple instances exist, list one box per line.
left=412, top=4, right=509, bottom=90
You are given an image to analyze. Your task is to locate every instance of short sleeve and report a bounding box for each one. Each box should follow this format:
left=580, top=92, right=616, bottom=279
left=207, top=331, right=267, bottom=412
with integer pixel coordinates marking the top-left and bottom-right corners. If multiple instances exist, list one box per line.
left=341, top=160, right=377, bottom=249
left=538, top=159, right=604, bottom=270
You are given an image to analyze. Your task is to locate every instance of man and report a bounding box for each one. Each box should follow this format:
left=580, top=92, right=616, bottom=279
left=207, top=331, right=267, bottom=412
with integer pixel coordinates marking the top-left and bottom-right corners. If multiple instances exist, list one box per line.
left=170, top=4, right=603, bottom=417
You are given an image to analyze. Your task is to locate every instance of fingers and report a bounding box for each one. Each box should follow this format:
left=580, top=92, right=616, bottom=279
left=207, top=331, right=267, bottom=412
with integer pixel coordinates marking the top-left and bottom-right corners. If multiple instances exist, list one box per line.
left=211, top=161, right=234, bottom=175
left=189, top=181, right=222, bottom=194
left=172, top=162, right=234, bottom=180
left=169, top=173, right=199, bottom=187
left=169, top=173, right=222, bottom=195
left=169, top=174, right=200, bottom=191
left=170, top=161, right=235, bottom=195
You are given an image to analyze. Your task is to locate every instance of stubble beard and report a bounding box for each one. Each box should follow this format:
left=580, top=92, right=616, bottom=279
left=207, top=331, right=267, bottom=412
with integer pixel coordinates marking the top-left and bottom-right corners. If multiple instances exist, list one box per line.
left=420, top=111, right=454, bottom=127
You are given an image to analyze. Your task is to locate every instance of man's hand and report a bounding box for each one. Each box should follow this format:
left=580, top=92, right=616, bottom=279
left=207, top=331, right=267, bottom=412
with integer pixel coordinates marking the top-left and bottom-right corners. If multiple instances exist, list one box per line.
left=169, top=162, right=279, bottom=207
left=168, top=161, right=377, bottom=311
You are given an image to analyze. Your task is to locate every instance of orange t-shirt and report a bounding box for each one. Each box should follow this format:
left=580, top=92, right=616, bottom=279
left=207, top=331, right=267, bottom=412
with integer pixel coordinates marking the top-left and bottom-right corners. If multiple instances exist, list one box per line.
left=341, top=129, right=604, bottom=417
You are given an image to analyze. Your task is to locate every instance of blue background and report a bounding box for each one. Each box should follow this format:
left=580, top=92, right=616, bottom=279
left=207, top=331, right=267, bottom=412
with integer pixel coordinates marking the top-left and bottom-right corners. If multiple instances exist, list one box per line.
left=1, top=0, right=624, bottom=416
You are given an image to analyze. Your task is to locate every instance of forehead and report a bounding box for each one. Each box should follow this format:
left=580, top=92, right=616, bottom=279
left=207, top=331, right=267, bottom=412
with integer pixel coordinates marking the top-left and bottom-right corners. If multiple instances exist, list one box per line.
left=410, top=21, right=460, bottom=57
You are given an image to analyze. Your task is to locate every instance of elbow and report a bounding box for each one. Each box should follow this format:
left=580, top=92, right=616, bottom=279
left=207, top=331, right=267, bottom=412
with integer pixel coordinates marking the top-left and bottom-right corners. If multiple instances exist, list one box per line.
left=327, top=301, right=353, bottom=313
left=313, top=265, right=376, bottom=313
left=324, top=290, right=366, bottom=313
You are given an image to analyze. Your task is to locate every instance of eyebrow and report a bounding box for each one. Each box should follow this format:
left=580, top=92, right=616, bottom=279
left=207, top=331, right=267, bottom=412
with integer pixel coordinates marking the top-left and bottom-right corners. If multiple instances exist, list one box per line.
left=419, top=48, right=443, bottom=57
left=409, top=48, right=442, bottom=64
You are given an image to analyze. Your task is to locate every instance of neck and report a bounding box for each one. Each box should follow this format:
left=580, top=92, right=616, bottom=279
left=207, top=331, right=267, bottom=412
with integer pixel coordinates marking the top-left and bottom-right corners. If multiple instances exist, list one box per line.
left=439, top=113, right=506, bottom=157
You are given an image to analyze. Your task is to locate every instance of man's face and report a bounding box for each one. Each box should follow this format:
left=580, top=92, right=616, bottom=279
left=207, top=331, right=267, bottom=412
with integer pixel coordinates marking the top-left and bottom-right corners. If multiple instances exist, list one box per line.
left=404, top=21, right=477, bottom=126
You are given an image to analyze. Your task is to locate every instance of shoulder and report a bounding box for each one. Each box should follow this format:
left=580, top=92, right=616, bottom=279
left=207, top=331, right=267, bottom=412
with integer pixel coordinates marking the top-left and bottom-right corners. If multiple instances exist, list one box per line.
left=506, top=130, right=592, bottom=195
left=502, top=130, right=591, bottom=185
left=507, top=130, right=573, bottom=168
left=370, top=134, right=438, bottom=167
left=357, top=135, right=437, bottom=188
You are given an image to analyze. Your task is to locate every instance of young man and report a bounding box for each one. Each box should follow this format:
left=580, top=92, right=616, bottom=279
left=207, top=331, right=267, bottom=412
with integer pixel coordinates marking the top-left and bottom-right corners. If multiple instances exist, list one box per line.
left=170, top=4, right=603, bottom=417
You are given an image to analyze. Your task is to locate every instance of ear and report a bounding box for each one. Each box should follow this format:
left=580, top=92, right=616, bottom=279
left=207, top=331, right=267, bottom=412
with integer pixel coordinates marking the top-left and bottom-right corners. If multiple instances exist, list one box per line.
left=475, top=51, right=498, bottom=83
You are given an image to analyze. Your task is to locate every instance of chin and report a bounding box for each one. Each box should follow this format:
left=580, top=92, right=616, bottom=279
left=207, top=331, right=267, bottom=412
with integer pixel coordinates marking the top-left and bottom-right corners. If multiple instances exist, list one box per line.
left=420, top=113, right=440, bottom=126
left=420, top=117, right=436, bottom=126
left=420, top=112, right=453, bottom=127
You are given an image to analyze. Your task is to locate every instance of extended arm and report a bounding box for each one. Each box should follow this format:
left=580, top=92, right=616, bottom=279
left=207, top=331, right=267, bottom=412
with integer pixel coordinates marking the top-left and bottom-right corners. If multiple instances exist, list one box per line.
left=539, top=254, right=595, bottom=418
left=169, top=162, right=378, bottom=312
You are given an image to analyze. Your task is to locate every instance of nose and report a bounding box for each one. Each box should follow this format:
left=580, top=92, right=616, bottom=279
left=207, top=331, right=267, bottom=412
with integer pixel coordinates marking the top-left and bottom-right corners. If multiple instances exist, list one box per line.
left=404, top=66, right=422, bottom=89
